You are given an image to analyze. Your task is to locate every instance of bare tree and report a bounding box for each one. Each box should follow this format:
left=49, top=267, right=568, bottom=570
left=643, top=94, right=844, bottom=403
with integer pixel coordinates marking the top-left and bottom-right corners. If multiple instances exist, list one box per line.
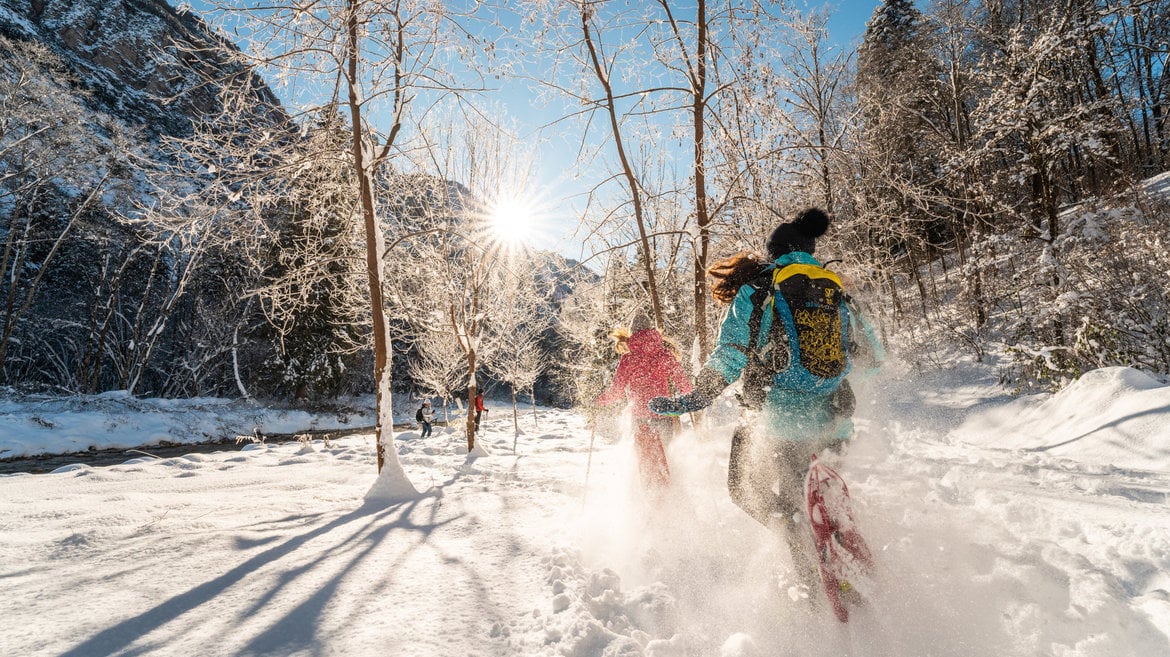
left=483, top=266, right=549, bottom=444
left=385, top=109, right=539, bottom=450
left=773, top=8, right=853, bottom=215
left=523, top=2, right=673, bottom=329
left=408, top=327, right=466, bottom=425
left=193, top=0, right=498, bottom=489
left=0, top=35, right=134, bottom=385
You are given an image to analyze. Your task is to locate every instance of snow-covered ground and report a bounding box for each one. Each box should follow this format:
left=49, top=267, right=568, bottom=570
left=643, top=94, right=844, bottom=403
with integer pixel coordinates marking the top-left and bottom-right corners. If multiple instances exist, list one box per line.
left=2, top=363, right=1169, bottom=656
left=0, top=391, right=377, bottom=459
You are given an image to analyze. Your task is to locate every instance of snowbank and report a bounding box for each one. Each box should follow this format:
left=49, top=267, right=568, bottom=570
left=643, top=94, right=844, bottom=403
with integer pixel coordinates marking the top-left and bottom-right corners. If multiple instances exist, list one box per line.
left=0, top=392, right=381, bottom=459
left=950, top=367, right=1170, bottom=472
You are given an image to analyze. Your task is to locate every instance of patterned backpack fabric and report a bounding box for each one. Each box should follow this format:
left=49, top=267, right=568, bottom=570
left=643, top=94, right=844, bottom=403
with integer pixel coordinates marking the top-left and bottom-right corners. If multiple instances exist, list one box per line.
left=739, top=263, right=850, bottom=408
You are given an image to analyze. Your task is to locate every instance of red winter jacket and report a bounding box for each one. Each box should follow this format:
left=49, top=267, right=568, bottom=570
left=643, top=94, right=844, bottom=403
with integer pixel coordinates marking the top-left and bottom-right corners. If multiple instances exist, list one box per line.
left=597, top=328, right=693, bottom=419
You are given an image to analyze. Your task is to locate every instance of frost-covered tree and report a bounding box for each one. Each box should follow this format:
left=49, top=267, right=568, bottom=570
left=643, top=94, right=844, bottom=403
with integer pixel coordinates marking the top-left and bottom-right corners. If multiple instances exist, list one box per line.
left=568, top=1, right=668, bottom=331
left=249, top=110, right=367, bottom=401
left=529, top=1, right=796, bottom=364
left=771, top=8, right=854, bottom=215
left=389, top=111, right=545, bottom=450
left=554, top=278, right=614, bottom=421
left=948, top=4, right=1113, bottom=362
left=1106, top=0, right=1170, bottom=174
left=483, top=266, right=550, bottom=441
left=856, top=0, right=950, bottom=312
left=408, top=327, right=466, bottom=425
left=0, top=34, right=139, bottom=387
left=189, top=0, right=500, bottom=490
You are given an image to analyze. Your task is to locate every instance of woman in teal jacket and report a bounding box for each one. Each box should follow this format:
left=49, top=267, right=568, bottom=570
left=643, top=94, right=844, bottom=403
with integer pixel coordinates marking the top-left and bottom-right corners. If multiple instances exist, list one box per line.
left=650, top=207, right=883, bottom=591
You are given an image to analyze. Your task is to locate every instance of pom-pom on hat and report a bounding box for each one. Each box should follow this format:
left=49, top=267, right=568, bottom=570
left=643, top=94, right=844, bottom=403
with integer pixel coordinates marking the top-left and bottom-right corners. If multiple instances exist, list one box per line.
left=765, top=207, right=831, bottom=259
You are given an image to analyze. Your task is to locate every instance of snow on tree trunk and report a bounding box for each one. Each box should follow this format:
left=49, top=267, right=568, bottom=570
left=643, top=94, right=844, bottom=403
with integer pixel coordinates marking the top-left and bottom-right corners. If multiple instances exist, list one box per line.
left=365, top=352, right=416, bottom=501
left=362, top=202, right=414, bottom=499
left=342, top=2, right=413, bottom=500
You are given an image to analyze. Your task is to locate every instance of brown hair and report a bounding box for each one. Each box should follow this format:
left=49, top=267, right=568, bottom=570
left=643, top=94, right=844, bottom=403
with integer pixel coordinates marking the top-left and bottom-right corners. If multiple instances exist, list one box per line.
left=707, top=251, right=769, bottom=305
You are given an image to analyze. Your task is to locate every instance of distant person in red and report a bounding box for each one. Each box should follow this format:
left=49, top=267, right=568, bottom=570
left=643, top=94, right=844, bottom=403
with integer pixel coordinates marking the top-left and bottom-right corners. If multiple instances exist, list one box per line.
left=596, top=312, right=693, bottom=491
left=474, top=391, right=487, bottom=433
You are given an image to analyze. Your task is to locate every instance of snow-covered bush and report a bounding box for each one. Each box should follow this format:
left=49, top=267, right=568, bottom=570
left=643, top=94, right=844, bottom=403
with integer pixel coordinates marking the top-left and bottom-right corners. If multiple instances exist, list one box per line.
left=897, top=184, right=1170, bottom=392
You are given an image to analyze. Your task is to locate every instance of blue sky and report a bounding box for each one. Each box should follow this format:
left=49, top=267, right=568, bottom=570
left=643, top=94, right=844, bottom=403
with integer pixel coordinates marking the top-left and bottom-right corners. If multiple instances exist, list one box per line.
left=183, top=1, right=886, bottom=255
left=824, top=0, right=883, bottom=46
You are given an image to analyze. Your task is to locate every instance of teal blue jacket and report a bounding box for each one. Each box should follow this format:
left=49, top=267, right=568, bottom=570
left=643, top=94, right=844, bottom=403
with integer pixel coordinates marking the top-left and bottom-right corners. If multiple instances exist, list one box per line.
left=705, top=252, right=883, bottom=441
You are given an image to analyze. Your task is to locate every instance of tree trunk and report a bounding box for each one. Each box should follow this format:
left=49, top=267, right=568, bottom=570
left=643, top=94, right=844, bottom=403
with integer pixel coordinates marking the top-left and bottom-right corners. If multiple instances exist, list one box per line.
left=691, top=0, right=711, bottom=363
left=346, top=0, right=396, bottom=475
left=580, top=5, right=664, bottom=329
left=511, top=385, right=519, bottom=436
left=465, top=356, right=477, bottom=452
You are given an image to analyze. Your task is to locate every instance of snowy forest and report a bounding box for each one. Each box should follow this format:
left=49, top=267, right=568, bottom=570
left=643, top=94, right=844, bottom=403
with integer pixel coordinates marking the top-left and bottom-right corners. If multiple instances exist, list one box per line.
left=3, top=0, right=1168, bottom=431
left=4, top=0, right=1170, bottom=655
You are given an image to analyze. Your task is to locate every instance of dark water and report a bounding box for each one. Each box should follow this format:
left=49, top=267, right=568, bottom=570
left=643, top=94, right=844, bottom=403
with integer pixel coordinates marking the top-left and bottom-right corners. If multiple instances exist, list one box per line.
left=0, top=424, right=438, bottom=475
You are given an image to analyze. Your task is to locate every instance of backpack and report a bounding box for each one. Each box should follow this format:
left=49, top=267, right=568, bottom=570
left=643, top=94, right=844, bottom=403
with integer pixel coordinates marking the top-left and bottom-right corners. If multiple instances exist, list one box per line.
left=415, top=407, right=424, bottom=422
left=739, top=262, right=850, bottom=409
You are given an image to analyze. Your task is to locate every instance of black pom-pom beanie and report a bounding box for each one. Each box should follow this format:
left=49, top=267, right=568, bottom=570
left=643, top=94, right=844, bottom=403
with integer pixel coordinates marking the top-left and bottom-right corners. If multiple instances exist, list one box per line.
left=766, top=207, right=831, bottom=259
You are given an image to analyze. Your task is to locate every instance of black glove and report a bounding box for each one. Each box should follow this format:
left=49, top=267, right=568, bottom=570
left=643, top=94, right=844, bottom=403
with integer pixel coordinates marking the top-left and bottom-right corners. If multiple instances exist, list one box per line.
left=830, top=379, right=856, bottom=417
left=648, top=396, right=691, bottom=417
left=649, top=368, right=729, bottom=416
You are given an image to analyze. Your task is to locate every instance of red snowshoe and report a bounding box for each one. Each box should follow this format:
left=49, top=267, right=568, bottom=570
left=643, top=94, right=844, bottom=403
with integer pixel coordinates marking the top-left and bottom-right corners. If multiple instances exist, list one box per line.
left=805, top=455, right=874, bottom=623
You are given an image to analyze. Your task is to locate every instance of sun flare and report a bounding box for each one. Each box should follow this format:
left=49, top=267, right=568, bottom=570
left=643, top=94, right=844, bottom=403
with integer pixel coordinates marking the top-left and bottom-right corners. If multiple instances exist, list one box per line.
left=488, top=195, right=539, bottom=246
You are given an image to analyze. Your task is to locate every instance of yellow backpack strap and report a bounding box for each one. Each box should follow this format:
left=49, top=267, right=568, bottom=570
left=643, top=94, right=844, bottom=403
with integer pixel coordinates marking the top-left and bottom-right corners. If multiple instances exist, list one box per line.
left=772, top=263, right=843, bottom=288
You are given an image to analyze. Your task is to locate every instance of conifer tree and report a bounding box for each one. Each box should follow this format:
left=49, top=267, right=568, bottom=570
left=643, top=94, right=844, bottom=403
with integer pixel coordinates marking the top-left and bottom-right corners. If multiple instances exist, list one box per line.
left=856, top=0, right=947, bottom=315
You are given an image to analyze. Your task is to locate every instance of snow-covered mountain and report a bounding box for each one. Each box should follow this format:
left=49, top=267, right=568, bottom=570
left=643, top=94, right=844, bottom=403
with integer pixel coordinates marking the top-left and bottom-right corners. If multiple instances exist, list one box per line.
left=0, top=0, right=282, bottom=137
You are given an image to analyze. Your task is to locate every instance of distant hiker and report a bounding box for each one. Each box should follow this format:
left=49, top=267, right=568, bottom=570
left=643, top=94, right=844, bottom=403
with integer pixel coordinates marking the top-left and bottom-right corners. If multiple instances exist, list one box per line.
left=597, top=310, right=694, bottom=492
left=649, top=208, right=883, bottom=592
left=474, top=391, right=487, bottom=433
left=416, top=401, right=433, bottom=438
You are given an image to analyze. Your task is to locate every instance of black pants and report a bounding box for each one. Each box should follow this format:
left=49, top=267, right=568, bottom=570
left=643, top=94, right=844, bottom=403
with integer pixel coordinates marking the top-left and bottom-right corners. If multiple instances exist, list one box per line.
left=727, top=421, right=843, bottom=583
left=727, top=421, right=848, bottom=526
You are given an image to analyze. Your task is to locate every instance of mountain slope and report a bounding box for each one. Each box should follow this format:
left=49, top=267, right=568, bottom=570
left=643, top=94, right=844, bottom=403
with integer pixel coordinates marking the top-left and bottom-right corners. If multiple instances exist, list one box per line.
left=1, top=0, right=282, bottom=137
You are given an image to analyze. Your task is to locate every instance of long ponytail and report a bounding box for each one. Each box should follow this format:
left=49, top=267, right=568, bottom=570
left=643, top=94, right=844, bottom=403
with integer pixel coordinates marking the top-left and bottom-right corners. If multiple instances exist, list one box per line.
left=707, top=251, right=769, bottom=305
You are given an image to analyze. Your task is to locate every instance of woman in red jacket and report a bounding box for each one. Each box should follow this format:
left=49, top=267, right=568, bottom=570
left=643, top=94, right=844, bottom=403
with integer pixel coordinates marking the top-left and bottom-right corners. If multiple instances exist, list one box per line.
left=596, top=312, right=693, bottom=491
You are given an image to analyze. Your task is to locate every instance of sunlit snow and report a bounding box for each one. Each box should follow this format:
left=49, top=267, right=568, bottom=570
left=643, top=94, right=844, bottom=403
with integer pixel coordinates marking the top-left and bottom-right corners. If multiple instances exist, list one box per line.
left=2, top=362, right=1169, bottom=656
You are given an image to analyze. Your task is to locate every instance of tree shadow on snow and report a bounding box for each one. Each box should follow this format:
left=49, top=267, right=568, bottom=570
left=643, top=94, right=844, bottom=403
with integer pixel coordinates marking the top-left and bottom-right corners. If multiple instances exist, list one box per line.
left=58, top=494, right=460, bottom=657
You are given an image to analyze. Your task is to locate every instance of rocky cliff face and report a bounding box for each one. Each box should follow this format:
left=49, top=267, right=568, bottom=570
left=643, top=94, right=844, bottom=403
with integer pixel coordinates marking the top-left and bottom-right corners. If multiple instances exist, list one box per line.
left=1, top=0, right=282, bottom=137
left=0, top=0, right=289, bottom=397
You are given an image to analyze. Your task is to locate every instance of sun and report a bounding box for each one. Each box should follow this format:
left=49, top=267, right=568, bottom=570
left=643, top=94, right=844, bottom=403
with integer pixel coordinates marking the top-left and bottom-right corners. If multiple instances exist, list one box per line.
left=488, top=195, right=539, bottom=247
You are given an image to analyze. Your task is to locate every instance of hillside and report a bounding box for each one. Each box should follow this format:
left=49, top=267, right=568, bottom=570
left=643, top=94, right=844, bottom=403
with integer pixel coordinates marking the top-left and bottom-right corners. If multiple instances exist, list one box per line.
left=0, top=0, right=290, bottom=398
left=0, top=0, right=282, bottom=137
